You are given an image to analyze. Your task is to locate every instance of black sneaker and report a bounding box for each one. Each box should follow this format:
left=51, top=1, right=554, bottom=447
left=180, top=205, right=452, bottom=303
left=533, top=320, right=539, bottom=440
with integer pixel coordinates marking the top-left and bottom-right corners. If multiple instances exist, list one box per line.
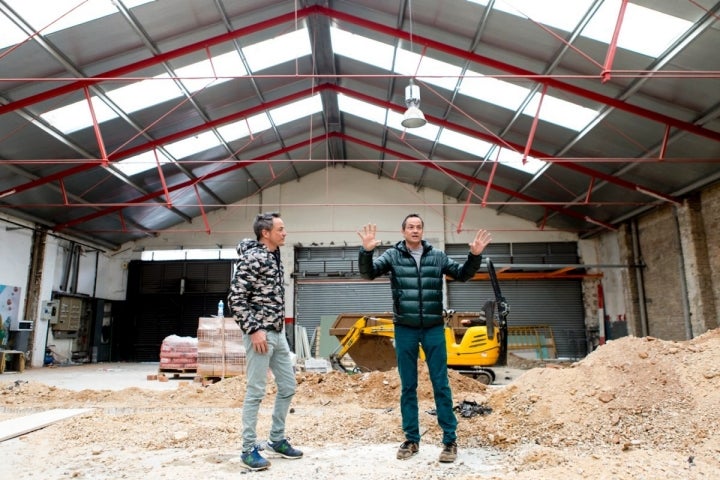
left=240, top=445, right=271, bottom=470
left=396, top=440, right=419, bottom=460
left=266, top=438, right=303, bottom=459
left=439, top=441, right=457, bottom=463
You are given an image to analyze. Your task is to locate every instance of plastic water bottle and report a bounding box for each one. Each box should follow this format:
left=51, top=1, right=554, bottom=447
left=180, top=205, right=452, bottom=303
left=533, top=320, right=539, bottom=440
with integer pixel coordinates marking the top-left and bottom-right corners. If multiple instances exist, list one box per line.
left=217, top=300, right=224, bottom=317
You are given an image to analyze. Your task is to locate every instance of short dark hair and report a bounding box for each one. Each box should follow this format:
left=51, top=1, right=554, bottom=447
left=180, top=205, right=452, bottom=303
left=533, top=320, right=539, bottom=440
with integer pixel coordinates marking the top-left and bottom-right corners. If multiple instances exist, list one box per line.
left=402, top=213, right=423, bottom=229
left=253, top=212, right=280, bottom=240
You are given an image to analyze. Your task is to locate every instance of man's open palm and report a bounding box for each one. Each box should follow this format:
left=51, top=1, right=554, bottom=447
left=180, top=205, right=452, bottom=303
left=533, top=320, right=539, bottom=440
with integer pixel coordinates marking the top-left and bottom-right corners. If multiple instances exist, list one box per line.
left=358, top=223, right=381, bottom=251
left=469, top=229, right=492, bottom=255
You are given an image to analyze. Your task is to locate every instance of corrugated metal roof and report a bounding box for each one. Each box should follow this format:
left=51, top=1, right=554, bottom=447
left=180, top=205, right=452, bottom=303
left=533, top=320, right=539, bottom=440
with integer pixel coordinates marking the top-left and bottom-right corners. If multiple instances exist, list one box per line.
left=1, top=0, right=719, bottom=249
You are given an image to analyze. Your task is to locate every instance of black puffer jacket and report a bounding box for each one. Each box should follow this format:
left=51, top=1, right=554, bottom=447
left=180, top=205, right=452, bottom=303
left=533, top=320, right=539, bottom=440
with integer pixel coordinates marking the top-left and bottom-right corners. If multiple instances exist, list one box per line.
left=358, top=240, right=481, bottom=328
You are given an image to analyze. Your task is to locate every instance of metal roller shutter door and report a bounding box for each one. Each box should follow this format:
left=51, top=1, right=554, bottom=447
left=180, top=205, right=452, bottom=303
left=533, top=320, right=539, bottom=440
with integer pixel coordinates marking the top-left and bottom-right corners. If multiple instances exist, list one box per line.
left=447, top=279, right=586, bottom=359
left=295, top=280, right=392, bottom=354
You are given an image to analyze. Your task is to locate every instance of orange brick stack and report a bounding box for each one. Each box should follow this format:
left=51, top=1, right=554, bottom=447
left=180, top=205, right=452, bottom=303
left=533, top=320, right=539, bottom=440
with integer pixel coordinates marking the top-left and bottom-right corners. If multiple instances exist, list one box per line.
left=159, top=335, right=198, bottom=372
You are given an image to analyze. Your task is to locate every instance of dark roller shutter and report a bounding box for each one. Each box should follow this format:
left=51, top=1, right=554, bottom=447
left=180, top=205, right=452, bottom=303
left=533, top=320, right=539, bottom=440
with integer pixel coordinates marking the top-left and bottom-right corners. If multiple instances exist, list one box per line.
left=447, top=279, right=585, bottom=359
left=445, top=242, right=586, bottom=359
left=125, top=260, right=232, bottom=361
left=295, top=280, right=392, bottom=355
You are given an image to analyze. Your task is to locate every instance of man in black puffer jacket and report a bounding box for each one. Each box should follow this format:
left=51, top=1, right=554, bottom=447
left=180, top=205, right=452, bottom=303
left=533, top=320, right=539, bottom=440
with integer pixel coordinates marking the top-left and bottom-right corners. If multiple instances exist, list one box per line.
left=357, top=213, right=491, bottom=464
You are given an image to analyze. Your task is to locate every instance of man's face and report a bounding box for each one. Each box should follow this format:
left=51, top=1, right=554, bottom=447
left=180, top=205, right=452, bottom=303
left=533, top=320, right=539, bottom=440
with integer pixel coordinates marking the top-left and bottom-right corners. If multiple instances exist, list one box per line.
left=402, top=217, right=423, bottom=247
left=264, top=217, right=287, bottom=250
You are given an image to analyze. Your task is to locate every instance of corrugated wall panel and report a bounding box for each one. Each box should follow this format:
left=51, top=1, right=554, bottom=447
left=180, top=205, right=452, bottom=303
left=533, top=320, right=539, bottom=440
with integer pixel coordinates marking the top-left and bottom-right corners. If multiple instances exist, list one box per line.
left=295, top=280, right=392, bottom=354
left=448, top=279, right=586, bottom=359
left=445, top=242, right=579, bottom=266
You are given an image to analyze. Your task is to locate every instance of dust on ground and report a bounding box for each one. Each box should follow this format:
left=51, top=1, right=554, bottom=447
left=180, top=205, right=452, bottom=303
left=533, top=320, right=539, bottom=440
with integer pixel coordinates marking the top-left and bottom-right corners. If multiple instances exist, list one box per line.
left=2, top=329, right=719, bottom=479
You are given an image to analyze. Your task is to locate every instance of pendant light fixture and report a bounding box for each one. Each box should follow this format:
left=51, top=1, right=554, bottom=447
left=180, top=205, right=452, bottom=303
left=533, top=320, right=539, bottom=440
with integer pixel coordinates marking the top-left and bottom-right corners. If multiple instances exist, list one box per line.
left=401, top=78, right=427, bottom=128
left=401, top=0, right=426, bottom=128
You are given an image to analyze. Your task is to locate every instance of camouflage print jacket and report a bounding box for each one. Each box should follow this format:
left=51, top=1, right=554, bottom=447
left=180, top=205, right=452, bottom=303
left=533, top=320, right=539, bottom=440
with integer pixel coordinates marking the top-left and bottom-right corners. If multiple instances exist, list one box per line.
left=227, top=239, right=285, bottom=335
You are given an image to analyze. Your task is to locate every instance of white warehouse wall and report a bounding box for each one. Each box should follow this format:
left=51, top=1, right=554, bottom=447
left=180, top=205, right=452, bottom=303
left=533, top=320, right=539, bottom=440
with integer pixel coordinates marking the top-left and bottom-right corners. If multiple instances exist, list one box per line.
left=0, top=215, right=130, bottom=367
left=131, top=166, right=579, bottom=251
left=128, top=166, right=584, bottom=322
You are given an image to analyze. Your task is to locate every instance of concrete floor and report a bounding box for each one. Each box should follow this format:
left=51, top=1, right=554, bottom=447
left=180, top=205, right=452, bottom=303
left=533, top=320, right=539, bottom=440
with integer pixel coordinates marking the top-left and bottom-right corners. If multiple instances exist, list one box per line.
left=1, top=361, right=528, bottom=391
left=1, top=362, right=184, bottom=391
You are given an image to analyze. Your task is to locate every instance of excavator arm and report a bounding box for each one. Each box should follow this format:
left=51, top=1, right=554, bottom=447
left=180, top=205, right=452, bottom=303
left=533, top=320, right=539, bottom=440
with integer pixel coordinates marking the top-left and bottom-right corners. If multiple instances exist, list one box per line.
left=486, top=258, right=510, bottom=366
left=329, top=316, right=395, bottom=372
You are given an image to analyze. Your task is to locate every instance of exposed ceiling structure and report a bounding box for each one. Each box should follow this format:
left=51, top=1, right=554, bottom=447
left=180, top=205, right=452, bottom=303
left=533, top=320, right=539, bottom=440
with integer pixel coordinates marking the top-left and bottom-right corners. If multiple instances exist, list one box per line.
left=1, top=0, right=719, bottom=251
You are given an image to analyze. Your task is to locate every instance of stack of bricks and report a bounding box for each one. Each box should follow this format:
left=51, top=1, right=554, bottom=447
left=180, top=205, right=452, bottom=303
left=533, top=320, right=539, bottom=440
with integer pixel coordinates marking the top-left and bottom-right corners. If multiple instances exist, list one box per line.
left=158, top=335, right=198, bottom=372
left=197, top=317, right=246, bottom=378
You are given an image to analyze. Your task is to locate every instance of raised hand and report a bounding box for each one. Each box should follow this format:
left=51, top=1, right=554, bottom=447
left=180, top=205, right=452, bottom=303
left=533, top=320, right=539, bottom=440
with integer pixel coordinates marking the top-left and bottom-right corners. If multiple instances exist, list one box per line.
left=469, top=229, right=492, bottom=256
left=357, top=223, right=381, bottom=251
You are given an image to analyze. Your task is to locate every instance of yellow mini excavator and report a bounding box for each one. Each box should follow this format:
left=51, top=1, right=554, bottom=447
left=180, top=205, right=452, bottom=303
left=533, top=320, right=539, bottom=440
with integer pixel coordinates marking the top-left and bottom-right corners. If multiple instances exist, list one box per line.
left=328, top=259, right=509, bottom=384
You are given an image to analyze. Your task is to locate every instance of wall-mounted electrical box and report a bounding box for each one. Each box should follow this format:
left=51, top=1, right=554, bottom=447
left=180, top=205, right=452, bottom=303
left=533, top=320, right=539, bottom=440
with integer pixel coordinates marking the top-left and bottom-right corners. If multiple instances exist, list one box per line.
left=55, top=296, right=83, bottom=331
left=41, top=300, right=60, bottom=324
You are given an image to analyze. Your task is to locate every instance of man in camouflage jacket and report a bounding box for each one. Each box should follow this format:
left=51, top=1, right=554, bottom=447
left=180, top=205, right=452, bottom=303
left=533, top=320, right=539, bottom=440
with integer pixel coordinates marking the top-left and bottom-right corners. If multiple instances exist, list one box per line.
left=228, top=212, right=303, bottom=470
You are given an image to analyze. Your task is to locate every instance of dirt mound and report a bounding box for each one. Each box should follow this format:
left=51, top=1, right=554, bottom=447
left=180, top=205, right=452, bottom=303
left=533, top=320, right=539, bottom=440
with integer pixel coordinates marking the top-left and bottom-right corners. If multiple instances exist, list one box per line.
left=480, top=330, right=720, bottom=454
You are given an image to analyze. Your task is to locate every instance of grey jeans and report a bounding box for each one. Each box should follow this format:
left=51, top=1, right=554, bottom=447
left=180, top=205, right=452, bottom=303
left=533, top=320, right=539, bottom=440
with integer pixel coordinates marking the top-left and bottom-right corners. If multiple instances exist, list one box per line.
left=241, top=329, right=296, bottom=452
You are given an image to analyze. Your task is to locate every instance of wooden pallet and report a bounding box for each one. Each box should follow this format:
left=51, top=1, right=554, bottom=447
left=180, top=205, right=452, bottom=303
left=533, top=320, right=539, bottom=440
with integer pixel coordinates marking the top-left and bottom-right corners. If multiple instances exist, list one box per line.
left=158, top=367, right=197, bottom=378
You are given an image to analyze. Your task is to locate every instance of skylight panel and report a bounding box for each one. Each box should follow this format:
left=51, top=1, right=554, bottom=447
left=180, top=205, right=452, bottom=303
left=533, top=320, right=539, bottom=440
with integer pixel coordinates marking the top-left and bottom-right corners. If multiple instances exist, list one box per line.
left=1, top=0, right=154, bottom=49
left=243, top=28, right=311, bottom=72
left=395, top=50, right=463, bottom=91
left=120, top=96, right=322, bottom=177
left=473, top=0, right=594, bottom=32
left=39, top=74, right=181, bottom=134
left=217, top=113, right=272, bottom=141
left=338, top=94, right=388, bottom=124
left=495, top=147, right=544, bottom=175
left=439, top=130, right=493, bottom=155
left=523, top=92, right=597, bottom=131
left=459, top=75, right=526, bottom=111
left=108, top=75, right=183, bottom=114
left=40, top=96, right=116, bottom=133
left=164, top=131, right=221, bottom=160
left=339, top=93, right=440, bottom=137
left=330, top=27, right=395, bottom=70
left=269, top=95, right=323, bottom=125
left=467, top=0, right=690, bottom=57
left=215, top=96, right=322, bottom=145
left=460, top=72, right=596, bottom=131
left=115, top=149, right=171, bottom=177
left=583, top=1, right=690, bottom=57
left=339, top=90, right=544, bottom=175
left=175, top=51, right=248, bottom=92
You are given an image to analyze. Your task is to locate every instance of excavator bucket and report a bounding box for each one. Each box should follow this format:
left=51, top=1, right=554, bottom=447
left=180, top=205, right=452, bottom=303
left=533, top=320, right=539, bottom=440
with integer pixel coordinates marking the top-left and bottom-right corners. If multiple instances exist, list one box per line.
left=329, top=313, right=398, bottom=371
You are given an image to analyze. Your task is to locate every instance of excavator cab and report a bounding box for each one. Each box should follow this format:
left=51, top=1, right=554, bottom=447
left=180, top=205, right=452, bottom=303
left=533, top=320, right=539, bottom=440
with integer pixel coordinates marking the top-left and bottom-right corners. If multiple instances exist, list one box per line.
left=443, top=305, right=502, bottom=384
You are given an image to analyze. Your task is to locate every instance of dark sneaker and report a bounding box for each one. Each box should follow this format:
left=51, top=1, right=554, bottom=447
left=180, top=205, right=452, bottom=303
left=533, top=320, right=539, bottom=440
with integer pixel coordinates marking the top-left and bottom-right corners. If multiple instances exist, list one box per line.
left=439, top=442, right=457, bottom=463
left=266, top=438, right=303, bottom=459
left=240, top=445, right=271, bottom=470
left=396, top=440, right=419, bottom=460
